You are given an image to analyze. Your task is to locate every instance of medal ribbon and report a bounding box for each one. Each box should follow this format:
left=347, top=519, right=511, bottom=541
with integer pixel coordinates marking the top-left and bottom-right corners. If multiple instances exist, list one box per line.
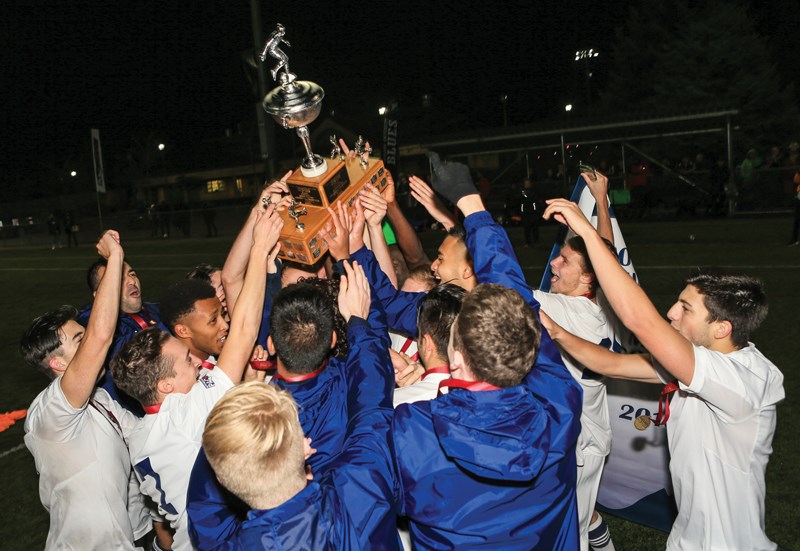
left=400, top=337, right=420, bottom=362
left=437, top=378, right=501, bottom=396
left=272, top=361, right=328, bottom=383
left=125, top=306, right=156, bottom=331
left=421, top=365, right=450, bottom=381
left=653, top=379, right=680, bottom=426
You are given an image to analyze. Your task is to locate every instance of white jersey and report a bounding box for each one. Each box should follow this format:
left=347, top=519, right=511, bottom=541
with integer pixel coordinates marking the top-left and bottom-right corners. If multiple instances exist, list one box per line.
left=393, top=370, right=449, bottom=407
left=24, top=380, right=146, bottom=550
left=534, top=290, right=615, bottom=457
left=128, top=368, right=234, bottom=551
left=665, top=344, right=783, bottom=551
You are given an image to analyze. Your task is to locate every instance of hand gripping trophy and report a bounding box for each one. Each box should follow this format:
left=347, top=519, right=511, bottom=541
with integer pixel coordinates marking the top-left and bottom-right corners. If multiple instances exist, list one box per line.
left=259, top=24, right=391, bottom=265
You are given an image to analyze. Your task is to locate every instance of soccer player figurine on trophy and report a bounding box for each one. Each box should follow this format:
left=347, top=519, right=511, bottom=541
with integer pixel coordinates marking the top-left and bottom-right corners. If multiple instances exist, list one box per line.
left=260, top=23, right=391, bottom=265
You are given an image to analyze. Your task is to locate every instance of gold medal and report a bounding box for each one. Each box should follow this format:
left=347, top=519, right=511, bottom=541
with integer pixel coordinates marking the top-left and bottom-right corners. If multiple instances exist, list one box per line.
left=634, top=415, right=652, bottom=431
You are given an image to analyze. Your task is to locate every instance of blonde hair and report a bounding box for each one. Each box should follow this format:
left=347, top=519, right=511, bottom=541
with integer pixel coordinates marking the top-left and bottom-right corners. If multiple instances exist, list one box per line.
left=203, top=382, right=307, bottom=509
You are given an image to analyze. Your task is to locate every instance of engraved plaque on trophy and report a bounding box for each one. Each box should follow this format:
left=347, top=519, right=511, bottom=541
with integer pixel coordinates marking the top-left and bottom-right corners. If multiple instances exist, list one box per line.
left=260, top=24, right=390, bottom=265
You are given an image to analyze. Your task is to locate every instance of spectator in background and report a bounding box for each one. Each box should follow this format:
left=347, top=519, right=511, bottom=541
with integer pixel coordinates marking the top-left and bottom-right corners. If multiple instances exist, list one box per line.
left=764, top=145, right=784, bottom=169
left=783, top=142, right=800, bottom=168
left=677, top=155, right=696, bottom=174
left=158, top=201, right=171, bottom=239
left=788, top=171, right=800, bottom=246
left=708, top=155, right=729, bottom=217
left=47, top=213, right=61, bottom=250
left=202, top=202, right=218, bottom=238
left=520, top=177, right=543, bottom=247
left=64, top=212, right=78, bottom=247
left=503, top=180, right=519, bottom=226
left=739, top=149, right=761, bottom=187
left=476, top=170, right=491, bottom=200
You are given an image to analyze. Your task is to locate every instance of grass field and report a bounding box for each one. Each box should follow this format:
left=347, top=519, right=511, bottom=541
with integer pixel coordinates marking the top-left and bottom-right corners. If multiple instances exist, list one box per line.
left=0, top=214, right=798, bottom=550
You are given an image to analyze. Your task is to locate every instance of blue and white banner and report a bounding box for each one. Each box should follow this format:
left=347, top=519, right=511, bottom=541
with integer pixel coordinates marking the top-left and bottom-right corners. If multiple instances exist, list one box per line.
left=541, top=176, right=676, bottom=531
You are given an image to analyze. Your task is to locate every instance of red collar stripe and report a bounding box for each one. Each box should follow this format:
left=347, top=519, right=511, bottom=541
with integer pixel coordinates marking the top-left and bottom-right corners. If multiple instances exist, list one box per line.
left=201, top=360, right=216, bottom=371
left=273, top=361, right=328, bottom=383
left=421, top=365, right=450, bottom=381
left=437, top=378, right=501, bottom=396
left=142, top=403, right=161, bottom=415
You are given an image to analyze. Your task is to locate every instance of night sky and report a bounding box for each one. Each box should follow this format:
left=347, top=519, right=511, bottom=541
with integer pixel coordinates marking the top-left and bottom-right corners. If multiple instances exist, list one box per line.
left=3, top=1, right=797, bottom=183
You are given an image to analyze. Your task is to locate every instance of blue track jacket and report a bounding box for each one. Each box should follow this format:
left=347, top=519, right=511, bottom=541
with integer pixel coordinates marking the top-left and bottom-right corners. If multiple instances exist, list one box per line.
left=187, top=290, right=400, bottom=550
left=389, top=210, right=583, bottom=549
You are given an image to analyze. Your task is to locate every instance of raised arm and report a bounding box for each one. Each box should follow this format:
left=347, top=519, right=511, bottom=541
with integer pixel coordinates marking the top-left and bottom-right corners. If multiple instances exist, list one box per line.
left=222, top=173, right=291, bottom=314
left=583, top=171, right=614, bottom=246
left=543, top=198, right=696, bottom=385
left=61, top=230, right=123, bottom=408
left=217, top=206, right=282, bottom=384
left=541, top=311, right=661, bottom=383
left=333, top=260, right=399, bottom=547
left=359, top=185, right=398, bottom=288
left=321, top=200, right=423, bottom=336
left=384, top=175, right=432, bottom=269
left=426, top=152, right=569, bottom=378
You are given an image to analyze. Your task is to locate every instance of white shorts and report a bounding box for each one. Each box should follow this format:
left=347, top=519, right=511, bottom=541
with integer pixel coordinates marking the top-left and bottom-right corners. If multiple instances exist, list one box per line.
left=577, top=451, right=607, bottom=551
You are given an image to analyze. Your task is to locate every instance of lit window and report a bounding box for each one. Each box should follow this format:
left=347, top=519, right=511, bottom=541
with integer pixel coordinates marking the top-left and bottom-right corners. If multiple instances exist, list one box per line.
left=207, top=180, right=226, bottom=193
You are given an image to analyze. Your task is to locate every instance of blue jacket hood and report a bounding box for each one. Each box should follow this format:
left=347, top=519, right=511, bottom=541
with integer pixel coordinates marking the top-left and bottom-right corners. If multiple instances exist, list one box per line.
left=430, top=386, right=554, bottom=481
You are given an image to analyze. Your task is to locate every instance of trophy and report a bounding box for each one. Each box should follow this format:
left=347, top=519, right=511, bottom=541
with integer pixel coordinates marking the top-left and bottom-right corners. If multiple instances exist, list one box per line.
left=260, top=24, right=390, bottom=265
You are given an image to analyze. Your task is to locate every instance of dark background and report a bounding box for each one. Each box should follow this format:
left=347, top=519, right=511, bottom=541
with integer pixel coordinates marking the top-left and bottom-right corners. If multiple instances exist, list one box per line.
left=4, top=0, right=799, bottom=185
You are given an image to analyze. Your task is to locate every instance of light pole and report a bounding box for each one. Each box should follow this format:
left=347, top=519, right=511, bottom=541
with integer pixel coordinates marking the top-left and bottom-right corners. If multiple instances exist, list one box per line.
left=574, top=48, right=599, bottom=105
left=157, top=143, right=167, bottom=185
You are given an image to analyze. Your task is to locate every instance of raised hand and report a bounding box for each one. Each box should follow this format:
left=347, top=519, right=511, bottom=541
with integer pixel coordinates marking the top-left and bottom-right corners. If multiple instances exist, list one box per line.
left=350, top=198, right=367, bottom=253
left=96, top=229, right=122, bottom=259
left=359, top=183, right=388, bottom=228
left=409, top=175, right=455, bottom=230
left=542, top=198, right=595, bottom=237
left=319, top=201, right=351, bottom=261
left=583, top=170, right=609, bottom=200
left=337, top=260, right=370, bottom=322
left=252, top=203, right=284, bottom=254
left=426, top=151, right=478, bottom=205
left=259, top=170, right=293, bottom=212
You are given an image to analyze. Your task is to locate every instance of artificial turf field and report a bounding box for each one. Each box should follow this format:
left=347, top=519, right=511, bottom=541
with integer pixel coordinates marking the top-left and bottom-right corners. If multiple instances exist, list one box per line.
left=0, top=214, right=797, bottom=550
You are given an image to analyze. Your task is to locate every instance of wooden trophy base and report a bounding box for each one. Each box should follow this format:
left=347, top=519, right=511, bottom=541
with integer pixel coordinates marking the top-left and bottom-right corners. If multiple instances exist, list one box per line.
left=276, top=156, right=390, bottom=265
